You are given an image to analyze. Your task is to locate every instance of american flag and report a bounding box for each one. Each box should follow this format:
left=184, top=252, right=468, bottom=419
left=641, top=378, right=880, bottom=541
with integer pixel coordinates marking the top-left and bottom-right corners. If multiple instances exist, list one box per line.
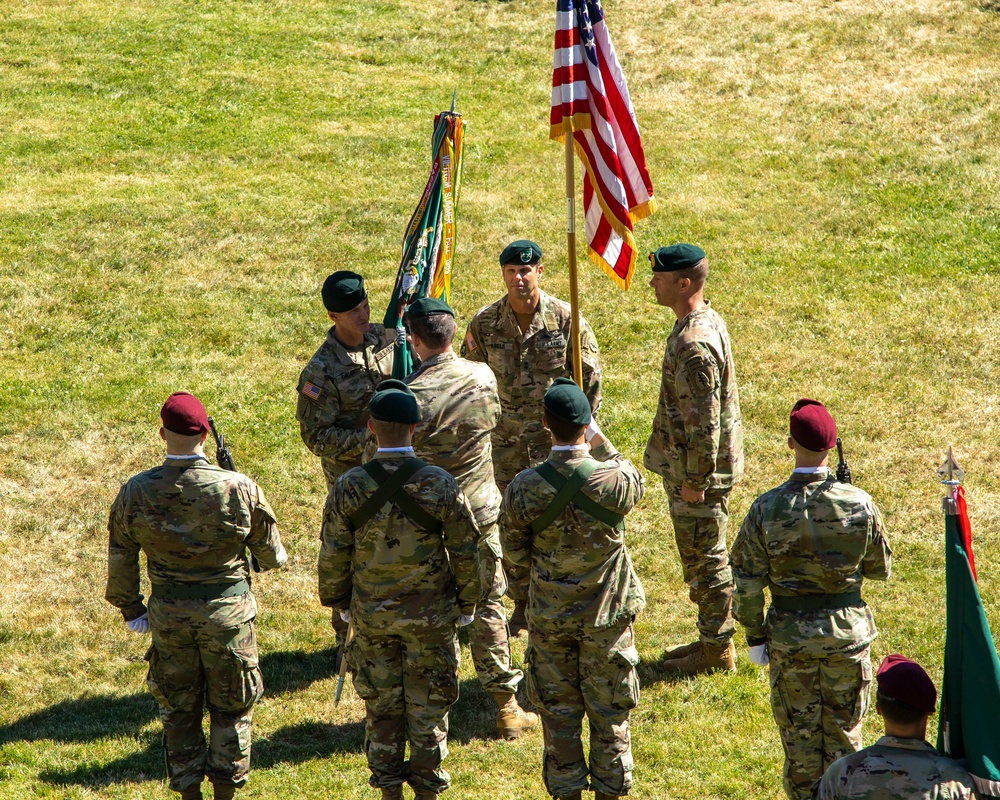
left=551, top=0, right=656, bottom=290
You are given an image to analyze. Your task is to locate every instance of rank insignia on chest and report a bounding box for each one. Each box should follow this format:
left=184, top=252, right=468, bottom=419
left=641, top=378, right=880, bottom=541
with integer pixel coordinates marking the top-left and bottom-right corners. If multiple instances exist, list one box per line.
left=301, top=381, right=322, bottom=401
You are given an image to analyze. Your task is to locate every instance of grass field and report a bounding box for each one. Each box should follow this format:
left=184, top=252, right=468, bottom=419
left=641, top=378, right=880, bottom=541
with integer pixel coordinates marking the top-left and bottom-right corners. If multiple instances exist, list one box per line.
left=2, top=0, right=1000, bottom=797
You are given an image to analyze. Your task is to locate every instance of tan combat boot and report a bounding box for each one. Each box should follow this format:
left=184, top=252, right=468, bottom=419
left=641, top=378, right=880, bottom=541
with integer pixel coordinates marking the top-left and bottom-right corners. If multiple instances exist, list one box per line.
left=660, top=639, right=700, bottom=661
left=380, top=787, right=404, bottom=800
left=211, top=784, right=236, bottom=800
left=493, top=691, right=539, bottom=739
left=661, top=640, right=736, bottom=676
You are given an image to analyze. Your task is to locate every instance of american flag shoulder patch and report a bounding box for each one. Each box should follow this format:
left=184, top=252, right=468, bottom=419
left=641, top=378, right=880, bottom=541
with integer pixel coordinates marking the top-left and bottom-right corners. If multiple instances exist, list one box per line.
left=465, top=331, right=478, bottom=352
left=301, top=381, right=322, bottom=401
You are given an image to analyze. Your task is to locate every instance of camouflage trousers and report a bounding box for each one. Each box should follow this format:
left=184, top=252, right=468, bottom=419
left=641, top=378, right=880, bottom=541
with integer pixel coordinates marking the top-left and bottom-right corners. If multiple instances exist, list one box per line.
left=470, top=523, right=522, bottom=694
left=525, top=621, right=639, bottom=798
left=145, top=620, right=263, bottom=792
left=665, top=481, right=735, bottom=644
left=349, top=622, right=460, bottom=794
left=768, top=647, right=872, bottom=800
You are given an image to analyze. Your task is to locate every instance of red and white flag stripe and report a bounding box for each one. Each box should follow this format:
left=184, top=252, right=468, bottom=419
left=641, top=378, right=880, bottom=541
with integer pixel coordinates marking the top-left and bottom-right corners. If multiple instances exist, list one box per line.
left=551, top=0, right=655, bottom=290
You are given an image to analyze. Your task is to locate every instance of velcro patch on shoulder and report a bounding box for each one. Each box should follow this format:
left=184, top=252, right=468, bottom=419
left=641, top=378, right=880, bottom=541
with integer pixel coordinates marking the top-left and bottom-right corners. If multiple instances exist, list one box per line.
left=301, top=381, right=322, bottom=401
left=465, top=331, right=479, bottom=352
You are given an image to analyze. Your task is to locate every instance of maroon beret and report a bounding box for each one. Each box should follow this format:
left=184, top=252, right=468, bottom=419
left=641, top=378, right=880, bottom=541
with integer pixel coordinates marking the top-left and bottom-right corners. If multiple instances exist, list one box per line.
left=877, top=654, right=937, bottom=714
left=789, top=398, right=837, bottom=452
left=160, top=392, right=210, bottom=435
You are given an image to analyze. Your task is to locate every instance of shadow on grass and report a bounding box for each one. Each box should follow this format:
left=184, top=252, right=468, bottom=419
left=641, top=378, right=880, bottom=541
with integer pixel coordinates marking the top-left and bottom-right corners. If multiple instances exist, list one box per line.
left=38, top=733, right=163, bottom=788
left=0, top=692, right=158, bottom=745
left=261, top=646, right=340, bottom=695
left=448, top=677, right=500, bottom=744
left=254, top=719, right=366, bottom=767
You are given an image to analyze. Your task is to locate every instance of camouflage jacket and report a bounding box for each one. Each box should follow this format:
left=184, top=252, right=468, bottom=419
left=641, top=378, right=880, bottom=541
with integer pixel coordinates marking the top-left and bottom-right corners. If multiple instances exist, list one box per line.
left=731, top=471, right=891, bottom=656
left=106, top=456, right=287, bottom=628
left=644, top=304, right=743, bottom=491
left=405, top=350, right=503, bottom=528
left=814, top=736, right=978, bottom=800
left=296, top=324, right=395, bottom=487
left=500, top=441, right=645, bottom=632
left=461, top=291, right=602, bottom=484
left=318, top=451, right=480, bottom=633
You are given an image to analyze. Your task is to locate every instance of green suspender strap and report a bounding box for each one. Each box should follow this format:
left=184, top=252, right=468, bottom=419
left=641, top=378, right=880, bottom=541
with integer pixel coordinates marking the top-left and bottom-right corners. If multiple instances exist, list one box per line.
left=348, top=458, right=443, bottom=535
left=529, top=460, right=626, bottom=535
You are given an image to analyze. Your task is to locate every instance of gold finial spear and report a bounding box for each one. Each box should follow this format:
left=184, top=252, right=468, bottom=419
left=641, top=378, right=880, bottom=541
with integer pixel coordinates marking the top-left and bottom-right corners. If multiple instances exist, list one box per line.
left=937, top=446, right=964, bottom=515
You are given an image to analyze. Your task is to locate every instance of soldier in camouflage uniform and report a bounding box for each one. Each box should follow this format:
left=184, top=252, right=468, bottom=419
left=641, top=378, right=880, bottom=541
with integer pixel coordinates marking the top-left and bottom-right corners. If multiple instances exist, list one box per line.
left=319, top=380, right=480, bottom=800
left=403, top=297, right=538, bottom=739
left=501, top=378, right=645, bottom=800
left=461, top=239, right=602, bottom=632
left=732, top=399, right=891, bottom=800
left=297, top=270, right=395, bottom=491
left=815, top=654, right=977, bottom=800
left=644, top=244, right=744, bottom=675
left=106, top=392, right=288, bottom=800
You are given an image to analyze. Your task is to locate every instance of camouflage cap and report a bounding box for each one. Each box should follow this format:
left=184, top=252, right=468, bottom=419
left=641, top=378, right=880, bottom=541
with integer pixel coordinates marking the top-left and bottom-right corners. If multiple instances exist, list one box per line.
left=160, top=392, right=210, bottom=435
left=650, top=243, right=706, bottom=272
left=322, top=270, right=367, bottom=313
left=877, top=654, right=936, bottom=713
left=368, top=379, right=420, bottom=424
left=543, top=377, right=592, bottom=425
left=499, top=239, right=542, bottom=266
left=405, top=297, right=454, bottom=320
left=789, top=398, right=837, bottom=452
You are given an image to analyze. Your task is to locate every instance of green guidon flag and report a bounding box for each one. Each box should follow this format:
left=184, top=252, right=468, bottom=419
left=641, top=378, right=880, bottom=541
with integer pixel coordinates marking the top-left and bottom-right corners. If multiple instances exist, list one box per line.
left=384, top=107, right=465, bottom=378
left=938, top=485, right=1000, bottom=798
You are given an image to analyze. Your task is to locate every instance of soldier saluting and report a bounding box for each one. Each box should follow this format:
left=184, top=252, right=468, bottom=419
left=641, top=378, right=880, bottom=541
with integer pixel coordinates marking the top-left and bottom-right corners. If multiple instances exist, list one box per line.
left=106, top=392, right=288, bottom=800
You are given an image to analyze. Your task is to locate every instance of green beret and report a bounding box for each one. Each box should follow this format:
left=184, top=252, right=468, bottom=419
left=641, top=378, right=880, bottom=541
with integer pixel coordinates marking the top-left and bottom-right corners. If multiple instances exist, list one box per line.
left=322, top=270, right=367, bottom=313
left=368, top=379, right=420, bottom=424
left=543, top=377, right=592, bottom=426
left=499, top=240, right=542, bottom=267
left=405, top=297, right=454, bottom=320
left=650, top=243, right=706, bottom=272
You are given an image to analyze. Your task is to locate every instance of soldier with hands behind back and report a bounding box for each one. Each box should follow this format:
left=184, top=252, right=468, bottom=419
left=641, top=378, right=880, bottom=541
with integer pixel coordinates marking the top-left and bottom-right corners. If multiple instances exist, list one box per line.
left=644, top=243, right=743, bottom=675
left=501, top=379, right=645, bottom=800
left=106, top=392, right=288, bottom=800
left=732, top=399, right=892, bottom=800
left=403, top=296, right=538, bottom=740
left=462, top=239, right=602, bottom=634
left=815, top=654, right=977, bottom=800
left=318, top=381, right=480, bottom=800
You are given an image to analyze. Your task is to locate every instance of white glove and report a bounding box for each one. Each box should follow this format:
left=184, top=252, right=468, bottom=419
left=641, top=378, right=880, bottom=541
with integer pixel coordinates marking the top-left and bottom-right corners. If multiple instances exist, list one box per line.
left=585, top=418, right=603, bottom=443
left=126, top=614, right=150, bottom=634
left=338, top=609, right=351, bottom=624
left=457, top=614, right=475, bottom=627
left=748, top=643, right=769, bottom=666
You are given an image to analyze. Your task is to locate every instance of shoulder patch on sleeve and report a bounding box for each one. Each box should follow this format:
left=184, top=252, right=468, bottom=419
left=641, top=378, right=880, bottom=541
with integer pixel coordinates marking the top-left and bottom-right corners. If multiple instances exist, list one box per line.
left=301, top=381, right=322, bottom=401
left=464, top=330, right=479, bottom=352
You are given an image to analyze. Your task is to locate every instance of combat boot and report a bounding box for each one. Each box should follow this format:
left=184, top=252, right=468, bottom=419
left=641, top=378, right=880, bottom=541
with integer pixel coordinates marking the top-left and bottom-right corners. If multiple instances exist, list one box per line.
left=593, top=793, right=621, bottom=800
left=179, top=785, right=203, bottom=800
left=413, top=792, right=439, bottom=800
left=380, top=787, right=404, bottom=800
left=493, top=691, right=539, bottom=739
left=660, top=639, right=700, bottom=661
left=661, top=639, right=736, bottom=676
left=210, top=783, right=236, bottom=800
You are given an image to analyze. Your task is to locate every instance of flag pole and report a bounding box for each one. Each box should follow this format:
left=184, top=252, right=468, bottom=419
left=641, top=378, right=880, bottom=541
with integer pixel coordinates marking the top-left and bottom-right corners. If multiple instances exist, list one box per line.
left=565, top=133, right=584, bottom=387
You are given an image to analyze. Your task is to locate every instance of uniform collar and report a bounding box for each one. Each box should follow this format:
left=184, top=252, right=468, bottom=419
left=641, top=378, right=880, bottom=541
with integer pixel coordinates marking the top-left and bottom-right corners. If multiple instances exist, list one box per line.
left=412, top=351, right=455, bottom=373
left=547, top=447, right=591, bottom=464
left=325, top=325, right=380, bottom=366
left=163, top=455, right=210, bottom=467
left=788, top=470, right=832, bottom=484
left=875, top=735, right=936, bottom=752
left=496, top=291, right=558, bottom=339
